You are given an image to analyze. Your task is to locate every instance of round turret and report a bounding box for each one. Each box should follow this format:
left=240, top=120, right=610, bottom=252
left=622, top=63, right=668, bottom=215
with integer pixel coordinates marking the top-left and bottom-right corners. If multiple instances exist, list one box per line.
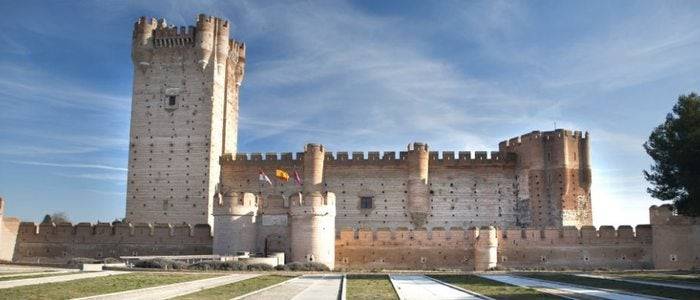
left=215, top=19, right=230, bottom=71
left=474, top=226, right=498, bottom=271
left=407, top=142, right=429, bottom=227
left=289, top=143, right=336, bottom=269
left=212, top=192, right=259, bottom=255
left=131, top=16, right=157, bottom=68
left=195, top=14, right=215, bottom=69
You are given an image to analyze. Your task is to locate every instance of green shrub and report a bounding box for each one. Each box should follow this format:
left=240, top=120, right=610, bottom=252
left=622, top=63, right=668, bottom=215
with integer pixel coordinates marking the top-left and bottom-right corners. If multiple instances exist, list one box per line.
left=134, top=258, right=187, bottom=270
left=282, top=261, right=330, bottom=271
left=67, top=257, right=101, bottom=268
left=188, top=261, right=224, bottom=270
left=247, top=263, right=273, bottom=271
left=103, top=257, right=123, bottom=264
left=222, top=261, right=247, bottom=271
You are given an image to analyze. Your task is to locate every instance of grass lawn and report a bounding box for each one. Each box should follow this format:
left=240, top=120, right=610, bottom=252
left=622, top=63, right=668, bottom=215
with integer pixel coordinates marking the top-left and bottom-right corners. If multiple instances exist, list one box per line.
left=524, top=273, right=698, bottom=300
left=0, top=272, right=77, bottom=282
left=0, top=272, right=218, bottom=300
left=346, top=274, right=398, bottom=300
left=430, top=275, right=561, bottom=300
left=173, top=275, right=293, bottom=300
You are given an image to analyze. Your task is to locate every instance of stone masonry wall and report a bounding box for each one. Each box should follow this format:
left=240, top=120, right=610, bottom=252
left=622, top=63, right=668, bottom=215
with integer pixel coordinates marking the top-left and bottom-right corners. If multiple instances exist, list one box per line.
left=10, top=222, right=212, bottom=264
left=498, top=225, right=653, bottom=270
left=221, top=150, right=520, bottom=233
left=650, top=205, right=700, bottom=270
left=335, top=227, right=478, bottom=270
left=126, top=15, right=244, bottom=226
left=335, top=225, right=654, bottom=270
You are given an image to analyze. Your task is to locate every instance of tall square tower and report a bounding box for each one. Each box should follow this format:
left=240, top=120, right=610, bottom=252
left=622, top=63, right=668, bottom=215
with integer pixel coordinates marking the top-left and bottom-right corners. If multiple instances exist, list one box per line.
left=125, top=14, right=245, bottom=225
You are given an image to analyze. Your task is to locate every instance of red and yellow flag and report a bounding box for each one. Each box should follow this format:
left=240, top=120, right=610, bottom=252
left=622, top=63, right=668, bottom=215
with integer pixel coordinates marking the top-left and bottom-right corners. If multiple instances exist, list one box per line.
left=275, top=168, right=290, bottom=181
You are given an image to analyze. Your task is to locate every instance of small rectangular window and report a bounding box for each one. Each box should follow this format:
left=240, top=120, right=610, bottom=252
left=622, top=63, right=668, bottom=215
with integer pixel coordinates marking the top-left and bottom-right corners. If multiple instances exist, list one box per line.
left=360, top=197, right=373, bottom=209
left=168, top=96, right=176, bottom=106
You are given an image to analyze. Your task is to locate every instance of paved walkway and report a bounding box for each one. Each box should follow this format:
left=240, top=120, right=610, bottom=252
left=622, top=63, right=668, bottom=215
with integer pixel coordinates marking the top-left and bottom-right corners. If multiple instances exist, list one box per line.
left=390, top=275, right=482, bottom=300
left=575, top=274, right=700, bottom=292
left=76, top=273, right=259, bottom=300
left=237, top=274, right=342, bottom=300
left=0, top=265, right=62, bottom=274
left=0, top=270, right=129, bottom=289
left=0, top=269, right=75, bottom=279
left=479, top=274, right=668, bottom=300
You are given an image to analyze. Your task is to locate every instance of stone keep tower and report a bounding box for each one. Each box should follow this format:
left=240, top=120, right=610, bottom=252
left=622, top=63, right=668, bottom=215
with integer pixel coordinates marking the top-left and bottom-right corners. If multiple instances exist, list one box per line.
left=126, top=14, right=245, bottom=225
left=289, top=144, right=337, bottom=269
left=499, top=129, right=592, bottom=227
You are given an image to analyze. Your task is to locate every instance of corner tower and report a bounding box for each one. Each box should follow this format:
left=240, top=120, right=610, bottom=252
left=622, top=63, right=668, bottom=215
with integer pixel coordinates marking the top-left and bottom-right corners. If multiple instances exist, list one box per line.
left=499, top=129, right=592, bottom=228
left=289, top=144, right=336, bottom=269
left=125, top=14, right=246, bottom=225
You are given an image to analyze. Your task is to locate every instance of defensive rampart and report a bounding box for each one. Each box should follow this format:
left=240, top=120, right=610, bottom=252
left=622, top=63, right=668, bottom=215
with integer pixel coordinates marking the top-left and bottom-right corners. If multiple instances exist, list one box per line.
left=10, top=222, right=212, bottom=264
left=498, top=225, right=653, bottom=270
left=334, top=225, right=654, bottom=270
left=649, top=205, right=700, bottom=270
left=335, top=227, right=479, bottom=270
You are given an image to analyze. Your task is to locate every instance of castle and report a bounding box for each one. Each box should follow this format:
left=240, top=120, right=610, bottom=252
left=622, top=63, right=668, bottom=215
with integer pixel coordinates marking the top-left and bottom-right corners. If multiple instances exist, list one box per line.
left=0, top=14, right=696, bottom=271
left=124, top=14, right=593, bottom=268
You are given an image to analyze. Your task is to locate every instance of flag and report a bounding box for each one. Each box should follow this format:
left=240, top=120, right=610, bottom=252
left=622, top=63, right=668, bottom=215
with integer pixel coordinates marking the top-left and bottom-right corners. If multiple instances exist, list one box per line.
left=275, top=168, right=290, bottom=182
left=259, top=170, right=272, bottom=186
left=293, top=169, right=303, bottom=186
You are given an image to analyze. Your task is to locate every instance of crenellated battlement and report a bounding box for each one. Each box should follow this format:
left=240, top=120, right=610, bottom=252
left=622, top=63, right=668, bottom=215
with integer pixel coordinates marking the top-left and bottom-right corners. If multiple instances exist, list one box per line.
left=649, top=204, right=699, bottom=225
left=213, top=192, right=258, bottom=216
left=220, top=149, right=516, bottom=165
left=499, top=225, right=652, bottom=245
left=17, top=222, right=212, bottom=240
left=335, top=225, right=651, bottom=246
left=498, top=129, right=589, bottom=151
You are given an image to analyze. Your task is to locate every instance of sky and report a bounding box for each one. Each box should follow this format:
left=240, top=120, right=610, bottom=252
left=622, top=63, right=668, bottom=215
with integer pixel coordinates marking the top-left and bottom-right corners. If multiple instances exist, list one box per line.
left=0, top=0, right=699, bottom=226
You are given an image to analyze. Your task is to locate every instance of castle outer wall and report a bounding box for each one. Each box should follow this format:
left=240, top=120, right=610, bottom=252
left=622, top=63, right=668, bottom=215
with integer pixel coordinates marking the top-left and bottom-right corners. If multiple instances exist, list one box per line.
left=1, top=205, right=696, bottom=271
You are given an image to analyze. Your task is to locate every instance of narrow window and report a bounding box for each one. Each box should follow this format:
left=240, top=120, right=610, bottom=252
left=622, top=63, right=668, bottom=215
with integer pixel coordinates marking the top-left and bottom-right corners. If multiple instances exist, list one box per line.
left=168, top=95, right=176, bottom=106
left=360, top=196, right=373, bottom=209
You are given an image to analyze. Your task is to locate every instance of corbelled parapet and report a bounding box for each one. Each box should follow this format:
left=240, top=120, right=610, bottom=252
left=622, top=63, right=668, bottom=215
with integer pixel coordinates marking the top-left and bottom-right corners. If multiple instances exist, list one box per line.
left=213, top=192, right=258, bottom=216
left=131, top=14, right=243, bottom=71
left=407, top=142, right=429, bottom=227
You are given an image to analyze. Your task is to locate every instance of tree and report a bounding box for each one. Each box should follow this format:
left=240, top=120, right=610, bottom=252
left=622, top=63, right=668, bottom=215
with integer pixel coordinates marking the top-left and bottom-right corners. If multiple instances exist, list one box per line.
left=643, top=93, right=700, bottom=216
left=41, top=212, right=71, bottom=224
left=50, top=212, right=70, bottom=223
left=41, top=214, right=52, bottom=224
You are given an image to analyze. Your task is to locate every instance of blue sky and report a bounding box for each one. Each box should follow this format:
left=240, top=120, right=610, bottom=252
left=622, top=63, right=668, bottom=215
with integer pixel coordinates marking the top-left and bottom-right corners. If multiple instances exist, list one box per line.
left=1, top=1, right=699, bottom=226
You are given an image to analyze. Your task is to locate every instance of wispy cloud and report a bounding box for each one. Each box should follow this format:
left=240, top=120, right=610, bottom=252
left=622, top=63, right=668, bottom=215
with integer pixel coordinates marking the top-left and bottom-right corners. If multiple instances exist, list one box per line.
left=9, top=160, right=127, bottom=171
left=57, top=173, right=127, bottom=181
left=0, top=145, right=99, bottom=156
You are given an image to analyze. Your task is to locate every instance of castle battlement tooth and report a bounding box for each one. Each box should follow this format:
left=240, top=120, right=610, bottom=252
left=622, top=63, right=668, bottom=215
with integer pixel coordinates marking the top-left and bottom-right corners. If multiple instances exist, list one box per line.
left=223, top=149, right=517, bottom=164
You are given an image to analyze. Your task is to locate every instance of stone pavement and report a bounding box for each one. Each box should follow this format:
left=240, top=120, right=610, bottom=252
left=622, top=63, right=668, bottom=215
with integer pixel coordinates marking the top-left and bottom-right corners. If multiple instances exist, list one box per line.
left=479, top=274, right=668, bottom=300
left=0, top=269, right=74, bottom=278
left=574, top=273, right=700, bottom=291
left=0, top=264, right=63, bottom=274
left=389, top=275, right=483, bottom=300
left=236, top=274, right=342, bottom=300
left=76, top=273, right=260, bottom=300
left=0, top=270, right=129, bottom=289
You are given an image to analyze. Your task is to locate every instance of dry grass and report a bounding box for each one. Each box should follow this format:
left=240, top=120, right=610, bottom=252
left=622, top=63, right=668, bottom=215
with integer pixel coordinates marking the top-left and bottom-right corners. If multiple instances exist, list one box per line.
left=346, top=274, right=399, bottom=300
